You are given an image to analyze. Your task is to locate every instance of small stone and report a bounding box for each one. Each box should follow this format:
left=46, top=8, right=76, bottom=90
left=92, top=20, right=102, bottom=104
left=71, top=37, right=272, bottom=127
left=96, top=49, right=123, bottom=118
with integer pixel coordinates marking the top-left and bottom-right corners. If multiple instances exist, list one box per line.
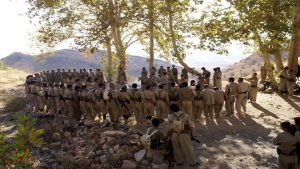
left=113, top=144, right=120, bottom=151
left=49, top=142, right=61, bottom=149
left=42, top=147, right=49, bottom=152
left=64, top=131, right=71, bottom=138
left=100, top=155, right=107, bottom=163
left=121, top=160, right=137, bottom=169
left=52, top=132, right=62, bottom=141
left=106, top=136, right=114, bottom=143
left=134, top=149, right=146, bottom=162
left=103, top=130, right=127, bottom=137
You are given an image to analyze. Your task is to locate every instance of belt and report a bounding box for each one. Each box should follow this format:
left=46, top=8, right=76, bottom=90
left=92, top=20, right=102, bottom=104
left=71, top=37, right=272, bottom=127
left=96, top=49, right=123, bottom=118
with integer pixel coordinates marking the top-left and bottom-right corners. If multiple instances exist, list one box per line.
left=239, top=91, right=247, bottom=94
left=195, top=98, right=203, bottom=100
left=32, top=93, right=38, bottom=95
left=251, top=85, right=257, bottom=88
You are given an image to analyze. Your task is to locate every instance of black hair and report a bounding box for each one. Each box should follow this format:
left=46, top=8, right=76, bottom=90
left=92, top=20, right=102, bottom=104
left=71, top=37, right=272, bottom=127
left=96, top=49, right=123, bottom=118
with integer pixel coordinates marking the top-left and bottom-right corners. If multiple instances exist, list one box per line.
left=152, top=118, right=161, bottom=127
left=146, top=85, right=151, bottom=90
left=229, top=77, right=234, bottom=82
left=132, top=83, right=137, bottom=88
left=159, top=85, right=164, bottom=89
left=170, top=104, right=180, bottom=112
left=195, top=84, right=201, bottom=90
left=182, top=82, right=188, bottom=87
left=281, top=122, right=296, bottom=135
left=170, top=82, right=176, bottom=87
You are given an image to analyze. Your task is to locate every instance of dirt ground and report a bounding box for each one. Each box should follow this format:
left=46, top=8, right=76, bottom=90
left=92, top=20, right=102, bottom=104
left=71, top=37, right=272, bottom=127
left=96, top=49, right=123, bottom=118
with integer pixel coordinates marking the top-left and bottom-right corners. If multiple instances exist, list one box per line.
left=1, top=68, right=300, bottom=169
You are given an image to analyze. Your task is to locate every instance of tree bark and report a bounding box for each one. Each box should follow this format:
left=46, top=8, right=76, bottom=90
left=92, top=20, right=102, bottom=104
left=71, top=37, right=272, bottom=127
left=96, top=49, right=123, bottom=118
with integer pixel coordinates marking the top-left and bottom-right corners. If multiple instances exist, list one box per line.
left=166, top=1, right=199, bottom=75
left=274, top=50, right=284, bottom=71
left=106, top=36, right=113, bottom=83
left=148, top=0, right=154, bottom=71
left=288, top=0, right=300, bottom=73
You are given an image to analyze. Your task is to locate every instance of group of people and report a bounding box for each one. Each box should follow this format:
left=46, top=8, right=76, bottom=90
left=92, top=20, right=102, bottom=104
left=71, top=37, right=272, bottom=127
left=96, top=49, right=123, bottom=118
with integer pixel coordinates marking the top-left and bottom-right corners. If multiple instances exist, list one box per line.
left=24, top=66, right=259, bottom=124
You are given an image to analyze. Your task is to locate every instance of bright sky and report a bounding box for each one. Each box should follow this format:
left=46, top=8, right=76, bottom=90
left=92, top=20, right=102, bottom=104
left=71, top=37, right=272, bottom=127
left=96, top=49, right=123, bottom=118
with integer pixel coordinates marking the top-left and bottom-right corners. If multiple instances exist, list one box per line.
left=0, top=0, right=248, bottom=68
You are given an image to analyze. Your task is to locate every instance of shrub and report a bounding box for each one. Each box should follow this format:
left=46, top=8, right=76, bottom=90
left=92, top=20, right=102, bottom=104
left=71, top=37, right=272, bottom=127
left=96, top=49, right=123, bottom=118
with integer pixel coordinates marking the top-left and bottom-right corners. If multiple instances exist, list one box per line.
left=0, top=114, right=44, bottom=168
left=0, top=61, right=7, bottom=70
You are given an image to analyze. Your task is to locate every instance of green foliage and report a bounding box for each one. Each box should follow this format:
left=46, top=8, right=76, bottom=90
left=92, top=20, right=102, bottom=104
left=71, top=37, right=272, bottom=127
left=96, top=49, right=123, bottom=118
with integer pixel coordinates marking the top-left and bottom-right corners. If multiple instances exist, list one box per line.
left=0, top=61, right=7, bottom=70
left=0, top=114, right=44, bottom=168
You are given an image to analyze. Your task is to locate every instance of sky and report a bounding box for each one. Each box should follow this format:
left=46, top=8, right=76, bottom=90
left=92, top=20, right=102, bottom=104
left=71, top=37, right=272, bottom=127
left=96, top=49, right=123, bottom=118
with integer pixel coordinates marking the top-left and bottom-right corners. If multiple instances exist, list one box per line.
left=0, top=0, right=249, bottom=69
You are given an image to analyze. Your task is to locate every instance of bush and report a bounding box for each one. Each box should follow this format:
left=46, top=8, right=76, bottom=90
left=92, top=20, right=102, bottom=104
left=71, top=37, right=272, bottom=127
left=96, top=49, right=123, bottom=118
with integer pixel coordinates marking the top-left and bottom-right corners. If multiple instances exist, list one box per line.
left=0, top=61, right=7, bottom=70
left=0, top=114, right=44, bottom=168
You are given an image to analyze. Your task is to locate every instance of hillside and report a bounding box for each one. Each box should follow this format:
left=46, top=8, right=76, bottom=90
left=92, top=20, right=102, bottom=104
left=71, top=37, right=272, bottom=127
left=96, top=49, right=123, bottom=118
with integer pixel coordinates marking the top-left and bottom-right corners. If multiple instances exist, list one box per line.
left=222, top=52, right=288, bottom=79
left=1, top=49, right=180, bottom=78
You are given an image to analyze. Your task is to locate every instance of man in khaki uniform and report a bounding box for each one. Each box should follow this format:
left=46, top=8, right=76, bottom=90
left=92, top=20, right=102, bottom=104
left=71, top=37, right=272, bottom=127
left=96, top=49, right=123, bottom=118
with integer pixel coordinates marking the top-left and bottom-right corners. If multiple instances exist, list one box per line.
left=236, top=78, right=250, bottom=114
left=155, top=85, right=169, bottom=119
left=130, top=83, right=144, bottom=124
left=167, top=67, right=175, bottom=83
left=178, top=82, right=194, bottom=118
left=64, top=84, right=75, bottom=118
left=118, top=86, right=132, bottom=125
left=30, top=81, right=39, bottom=112
left=47, top=83, right=57, bottom=114
left=213, top=87, right=225, bottom=118
left=287, top=69, right=296, bottom=97
left=117, top=66, right=127, bottom=89
left=215, top=67, right=222, bottom=89
left=150, top=66, right=156, bottom=78
left=140, top=73, right=148, bottom=92
left=273, top=121, right=298, bottom=169
left=224, top=77, right=238, bottom=116
left=260, top=64, right=267, bottom=84
left=171, top=65, right=178, bottom=84
left=95, top=83, right=107, bottom=121
left=168, top=82, right=180, bottom=106
left=72, top=86, right=81, bottom=121
left=158, top=72, right=169, bottom=90
left=142, top=85, right=156, bottom=119
left=158, top=66, right=166, bottom=78
left=245, top=73, right=259, bottom=102
left=36, top=82, right=45, bottom=112
left=182, top=68, right=188, bottom=81
left=79, top=84, right=88, bottom=120
left=202, top=84, right=215, bottom=119
left=193, top=85, right=203, bottom=121
left=168, top=104, right=198, bottom=166
left=279, top=67, right=288, bottom=93
left=107, top=83, right=120, bottom=123
left=201, top=67, right=210, bottom=85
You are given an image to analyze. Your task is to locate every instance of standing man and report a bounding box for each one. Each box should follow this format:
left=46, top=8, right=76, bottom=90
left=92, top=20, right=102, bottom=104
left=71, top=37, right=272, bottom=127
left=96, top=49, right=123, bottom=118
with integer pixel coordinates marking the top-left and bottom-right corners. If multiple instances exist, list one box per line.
left=202, top=84, right=215, bottom=119
left=213, top=87, right=225, bottom=119
left=117, top=66, right=127, bottom=89
left=168, top=104, right=198, bottom=166
left=245, top=73, right=259, bottom=102
left=168, top=82, right=180, bottom=106
left=150, top=66, right=157, bottom=78
left=95, top=83, right=107, bottom=121
left=178, top=82, right=194, bottom=118
left=155, top=85, right=169, bottom=119
left=193, top=84, right=203, bottom=121
left=182, top=68, right=188, bottom=81
left=236, top=78, right=250, bottom=115
left=260, top=64, right=267, bottom=84
left=130, top=83, right=144, bottom=124
left=167, top=67, right=175, bottom=84
left=158, top=72, right=169, bottom=90
left=142, top=85, right=156, bottom=120
left=171, top=65, right=178, bottom=84
left=224, top=77, right=238, bottom=116
left=158, top=66, right=166, bottom=78
left=279, top=67, right=288, bottom=94
left=287, top=69, right=296, bottom=97
left=107, top=83, right=120, bottom=123
left=118, top=86, right=132, bottom=126
left=201, top=67, right=211, bottom=85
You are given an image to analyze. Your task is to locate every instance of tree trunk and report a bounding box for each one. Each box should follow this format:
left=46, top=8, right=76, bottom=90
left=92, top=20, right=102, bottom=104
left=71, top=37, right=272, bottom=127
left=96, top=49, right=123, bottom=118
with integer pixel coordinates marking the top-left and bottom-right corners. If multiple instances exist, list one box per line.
left=288, top=0, right=300, bottom=73
left=274, top=50, right=284, bottom=71
left=106, top=37, right=113, bottom=83
left=148, top=0, right=154, bottom=71
left=166, top=1, right=199, bottom=75
left=262, top=52, right=278, bottom=89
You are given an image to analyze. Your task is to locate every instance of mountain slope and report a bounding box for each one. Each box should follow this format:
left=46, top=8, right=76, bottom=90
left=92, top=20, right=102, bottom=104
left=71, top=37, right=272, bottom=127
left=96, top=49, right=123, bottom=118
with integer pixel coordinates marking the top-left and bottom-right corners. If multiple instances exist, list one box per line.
left=1, top=49, right=179, bottom=78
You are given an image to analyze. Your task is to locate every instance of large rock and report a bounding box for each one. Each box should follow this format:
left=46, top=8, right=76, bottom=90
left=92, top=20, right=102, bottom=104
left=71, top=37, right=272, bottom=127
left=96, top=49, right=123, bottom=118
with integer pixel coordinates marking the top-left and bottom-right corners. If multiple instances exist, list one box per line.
left=121, top=160, right=137, bottom=169
left=134, top=149, right=146, bottom=162
left=103, top=130, right=127, bottom=137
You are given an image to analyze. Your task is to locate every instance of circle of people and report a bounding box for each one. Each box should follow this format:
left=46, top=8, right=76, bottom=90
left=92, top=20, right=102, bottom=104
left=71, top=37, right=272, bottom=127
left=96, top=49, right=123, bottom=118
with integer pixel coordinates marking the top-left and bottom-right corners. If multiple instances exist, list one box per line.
left=25, top=65, right=260, bottom=124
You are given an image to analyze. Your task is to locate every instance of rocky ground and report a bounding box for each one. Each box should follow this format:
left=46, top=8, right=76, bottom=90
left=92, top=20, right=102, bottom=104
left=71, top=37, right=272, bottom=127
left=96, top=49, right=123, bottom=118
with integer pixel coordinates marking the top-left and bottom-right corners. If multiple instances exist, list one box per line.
left=1, top=68, right=300, bottom=169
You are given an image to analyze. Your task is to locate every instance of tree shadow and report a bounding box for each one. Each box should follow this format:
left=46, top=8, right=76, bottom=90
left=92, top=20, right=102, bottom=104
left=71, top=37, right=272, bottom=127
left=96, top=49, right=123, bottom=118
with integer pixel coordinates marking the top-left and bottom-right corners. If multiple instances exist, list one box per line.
left=251, top=102, right=279, bottom=119
left=275, top=92, right=300, bottom=112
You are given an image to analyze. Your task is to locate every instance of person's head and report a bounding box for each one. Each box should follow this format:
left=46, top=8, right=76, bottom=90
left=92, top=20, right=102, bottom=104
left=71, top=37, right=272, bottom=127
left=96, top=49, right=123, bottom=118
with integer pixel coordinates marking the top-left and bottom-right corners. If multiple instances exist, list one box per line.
left=75, top=85, right=80, bottom=91
left=67, top=84, right=72, bottom=89
left=201, top=67, right=206, bottom=70
left=238, top=78, right=243, bottom=83
left=229, top=77, right=234, bottom=82
left=146, top=85, right=151, bottom=90
left=167, top=67, right=170, bottom=70
left=204, top=84, right=209, bottom=89
left=151, top=118, right=161, bottom=127
left=284, top=66, right=289, bottom=70
left=121, top=86, right=127, bottom=92
left=163, top=72, right=167, bottom=75
left=190, top=80, right=196, bottom=86
left=195, top=84, right=201, bottom=90
left=172, top=65, right=175, bottom=68
left=213, top=68, right=217, bottom=71
left=281, top=121, right=296, bottom=135
left=170, top=104, right=180, bottom=112
left=213, top=87, right=219, bottom=91
left=170, top=82, right=176, bottom=87
left=159, top=84, right=164, bottom=89
left=182, top=82, right=188, bottom=87
left=253, top=73, right=257, bottom=77
left=132, top=83, right=138, bottom=89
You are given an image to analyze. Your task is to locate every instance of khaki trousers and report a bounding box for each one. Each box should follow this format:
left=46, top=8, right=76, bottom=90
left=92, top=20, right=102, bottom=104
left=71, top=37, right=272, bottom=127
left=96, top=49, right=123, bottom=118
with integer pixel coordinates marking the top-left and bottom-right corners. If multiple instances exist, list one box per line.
left=193, top=100, right=203, bottom=120
left=181, top=101, right=193, bottom=118
left=155, top=100, right=168, bottom=119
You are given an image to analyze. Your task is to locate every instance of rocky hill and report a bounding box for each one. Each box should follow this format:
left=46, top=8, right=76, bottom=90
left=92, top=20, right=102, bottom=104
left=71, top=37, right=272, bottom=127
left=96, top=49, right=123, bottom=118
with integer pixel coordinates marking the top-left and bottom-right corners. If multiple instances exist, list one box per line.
left=1, top=49, right=179, bottom=78
left=222, top=52, right=288, bottom=79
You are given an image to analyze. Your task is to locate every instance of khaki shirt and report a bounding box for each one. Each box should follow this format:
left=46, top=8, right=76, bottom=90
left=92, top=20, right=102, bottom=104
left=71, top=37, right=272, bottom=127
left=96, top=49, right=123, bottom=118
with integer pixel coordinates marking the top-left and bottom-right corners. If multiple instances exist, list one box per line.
left=168, top=111, right=194, bottom=132
left=225, top=82, right=238, bottom=97
left=155, top=90, right=169, bottom=103
left=202, top=88, right=215, bottom=105
left=273, top=131, right=297, bottom=154
left=238, top=82, right=250, bottom=93
left=179, top=87, right=194, bottom=101
left=214, top=90, right=225, bottom=105
left=142, top=90, right=156, bottom=103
